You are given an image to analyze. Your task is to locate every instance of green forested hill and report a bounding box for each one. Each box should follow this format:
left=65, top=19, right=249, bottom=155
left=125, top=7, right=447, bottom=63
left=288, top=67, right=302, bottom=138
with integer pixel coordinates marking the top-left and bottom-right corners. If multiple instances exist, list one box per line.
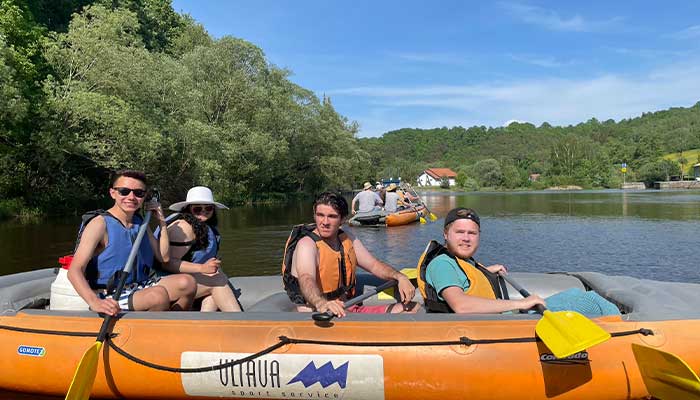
left=1, top=0, right=699, bottom=220
left=360, top=104, right=700, bottom=190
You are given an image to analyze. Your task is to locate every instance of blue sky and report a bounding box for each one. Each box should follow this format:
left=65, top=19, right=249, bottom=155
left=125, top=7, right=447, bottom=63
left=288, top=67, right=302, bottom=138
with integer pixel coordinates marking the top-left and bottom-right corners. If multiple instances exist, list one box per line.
left=172, top=1, right=700, bottom=137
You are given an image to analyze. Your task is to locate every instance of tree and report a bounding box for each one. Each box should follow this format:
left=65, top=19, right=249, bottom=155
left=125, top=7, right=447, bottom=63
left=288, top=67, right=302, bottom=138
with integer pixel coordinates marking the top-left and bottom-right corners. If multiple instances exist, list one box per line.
left=472, top=159, right=503, bottom=187
left=637, top=159, right=679, bottom=185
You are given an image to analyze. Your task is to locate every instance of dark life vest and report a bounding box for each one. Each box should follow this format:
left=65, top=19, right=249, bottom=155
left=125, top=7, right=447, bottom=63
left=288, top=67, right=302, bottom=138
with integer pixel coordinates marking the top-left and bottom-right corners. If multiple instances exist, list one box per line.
left=416, top=240, right=509, bottom=313
left=153, top=213, right=221, bottom=265
left=281, top=224, right=357, bottom=305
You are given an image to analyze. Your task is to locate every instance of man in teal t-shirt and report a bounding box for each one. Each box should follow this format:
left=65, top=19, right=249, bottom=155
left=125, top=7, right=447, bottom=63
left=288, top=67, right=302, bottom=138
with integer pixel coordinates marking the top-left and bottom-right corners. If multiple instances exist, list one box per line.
left=424, top=207, right=620, bottom=316
left=425, top=254, right=471, bottom=302
left=424, top=208, right=545, bottom=313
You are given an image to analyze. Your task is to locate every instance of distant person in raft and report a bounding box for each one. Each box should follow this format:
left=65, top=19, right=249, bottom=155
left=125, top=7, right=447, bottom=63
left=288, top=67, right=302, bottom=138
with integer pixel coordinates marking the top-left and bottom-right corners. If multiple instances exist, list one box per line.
left=155, top=186, right=242, bottom=312
left=282, top=192, right=420, bottom=317
left=384, top=183, right=406, bottom=213
left=351, top=182, right=383, bottom=214
left=416, top=207, right=620, bottom=316
left=67, top=170, right=197, bottom=316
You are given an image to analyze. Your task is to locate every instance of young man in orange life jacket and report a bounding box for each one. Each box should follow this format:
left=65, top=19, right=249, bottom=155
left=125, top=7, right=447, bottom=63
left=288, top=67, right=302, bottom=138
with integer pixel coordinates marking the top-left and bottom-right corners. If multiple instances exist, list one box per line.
left=282, top=192, right=420, bottom=317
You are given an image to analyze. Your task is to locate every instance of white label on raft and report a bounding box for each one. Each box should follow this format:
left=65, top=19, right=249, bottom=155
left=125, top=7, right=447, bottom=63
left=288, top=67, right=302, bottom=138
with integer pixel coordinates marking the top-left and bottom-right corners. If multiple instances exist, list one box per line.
left=181, top=352, right=384, bottom=399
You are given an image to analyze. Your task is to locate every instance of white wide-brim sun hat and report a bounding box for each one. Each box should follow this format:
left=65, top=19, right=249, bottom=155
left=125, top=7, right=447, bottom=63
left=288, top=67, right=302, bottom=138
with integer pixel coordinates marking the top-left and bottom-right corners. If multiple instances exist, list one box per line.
left=168, top=186, right=229, bottom=211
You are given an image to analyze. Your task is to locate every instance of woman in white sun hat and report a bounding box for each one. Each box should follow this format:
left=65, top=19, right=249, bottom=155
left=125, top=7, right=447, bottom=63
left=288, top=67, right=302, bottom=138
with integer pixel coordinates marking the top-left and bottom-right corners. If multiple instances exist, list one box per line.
left=156, top=186, right=241, bottom=312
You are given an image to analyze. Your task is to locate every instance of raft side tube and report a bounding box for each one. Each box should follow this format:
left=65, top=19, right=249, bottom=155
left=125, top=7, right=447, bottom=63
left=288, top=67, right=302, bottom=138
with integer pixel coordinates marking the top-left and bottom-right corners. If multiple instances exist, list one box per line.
left=0, top=268, right=55, bottom=314
left=572, top=272, right=700, bottom=321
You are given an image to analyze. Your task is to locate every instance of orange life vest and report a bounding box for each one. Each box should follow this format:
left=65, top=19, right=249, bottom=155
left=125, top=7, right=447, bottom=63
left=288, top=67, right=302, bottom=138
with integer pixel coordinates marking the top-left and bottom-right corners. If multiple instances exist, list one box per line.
left=281, top=224, right=357, bottom=305
left=416, top=241, right=507, bottom=313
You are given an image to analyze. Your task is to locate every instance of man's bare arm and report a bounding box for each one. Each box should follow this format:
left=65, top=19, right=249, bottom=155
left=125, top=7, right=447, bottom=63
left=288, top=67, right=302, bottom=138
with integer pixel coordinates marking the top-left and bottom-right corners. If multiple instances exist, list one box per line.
left=66, top=217, right=120, bottom=316
left=293, top=237, right=346, bottom=316
left=350, top=232, right=415, bottom=303
left=442, top=286, right=545, bottom=314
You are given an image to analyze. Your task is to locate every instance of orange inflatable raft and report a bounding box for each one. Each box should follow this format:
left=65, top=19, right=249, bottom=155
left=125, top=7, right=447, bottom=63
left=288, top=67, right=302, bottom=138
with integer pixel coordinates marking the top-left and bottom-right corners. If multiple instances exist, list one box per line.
left=349, top=205, right=426, bottom=227
left=385, top=205, right=426, bottom=226
left=0, top=268, right=699, bottom=399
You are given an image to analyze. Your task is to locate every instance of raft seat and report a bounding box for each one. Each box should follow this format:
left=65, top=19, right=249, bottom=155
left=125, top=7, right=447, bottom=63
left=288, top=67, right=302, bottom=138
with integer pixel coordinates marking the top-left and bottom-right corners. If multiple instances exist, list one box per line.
left=0, top=268, right=55, bottom=314
left=245, top=292, right=298, bottom=312
left=237, top=273, right=428, bottom=313
left=503, top=272, right=587, bottom=300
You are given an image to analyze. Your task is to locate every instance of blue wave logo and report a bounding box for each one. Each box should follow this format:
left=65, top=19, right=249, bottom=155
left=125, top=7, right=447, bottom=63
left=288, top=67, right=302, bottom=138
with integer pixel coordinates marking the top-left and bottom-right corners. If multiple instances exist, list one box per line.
left=287, top=361, right=349, bottom=388
left=17, top=345, right=45, bottom=357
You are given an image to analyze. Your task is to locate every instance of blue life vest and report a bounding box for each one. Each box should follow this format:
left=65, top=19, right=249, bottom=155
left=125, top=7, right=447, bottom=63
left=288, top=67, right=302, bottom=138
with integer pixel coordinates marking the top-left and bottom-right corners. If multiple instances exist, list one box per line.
left=84, top=212, right=154, bottom=288
left=154, top=213, right=220, bottom=267
left=190, top=225, right=219, bottom=263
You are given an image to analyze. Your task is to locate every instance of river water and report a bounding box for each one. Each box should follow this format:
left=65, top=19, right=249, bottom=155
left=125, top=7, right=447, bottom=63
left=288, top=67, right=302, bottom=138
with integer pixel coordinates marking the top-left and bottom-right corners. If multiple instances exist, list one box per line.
left=2, top=190, right=699, bottom=283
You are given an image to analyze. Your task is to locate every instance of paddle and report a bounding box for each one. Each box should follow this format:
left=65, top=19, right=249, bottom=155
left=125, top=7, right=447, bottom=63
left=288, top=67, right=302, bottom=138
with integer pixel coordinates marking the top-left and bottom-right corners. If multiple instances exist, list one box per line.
left=501, top=274, right=611, bottom=359
left=632, top=343, right=700, bottom=399
left=65, top=206, right=154, bottom=400
left=378, top=267, right=417, bottom=299
left=312, top=278, right=399, bottom=322
left=402, top=183, right=437, bottom=222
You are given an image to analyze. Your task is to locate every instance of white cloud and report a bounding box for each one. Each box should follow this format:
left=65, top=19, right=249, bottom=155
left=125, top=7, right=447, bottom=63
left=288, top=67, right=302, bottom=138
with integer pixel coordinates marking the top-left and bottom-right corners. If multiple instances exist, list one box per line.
left=669, top=25, right=700, bottom=40
left=389, top=51, right=472, bottom=65
left=499, top=2, right=623, bottom=32
left=605, top=46, right=692, bottom=59
left=509, top=54, right=572, bottom=68
left=329, top=59, right=700, bottom=137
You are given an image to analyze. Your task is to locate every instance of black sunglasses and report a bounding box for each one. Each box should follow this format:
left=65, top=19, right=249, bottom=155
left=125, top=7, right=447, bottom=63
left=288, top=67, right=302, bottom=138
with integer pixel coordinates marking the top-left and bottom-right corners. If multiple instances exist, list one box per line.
left=191, top=205, right=214, bottom=213
left=113, top=187, right=147, bottom=198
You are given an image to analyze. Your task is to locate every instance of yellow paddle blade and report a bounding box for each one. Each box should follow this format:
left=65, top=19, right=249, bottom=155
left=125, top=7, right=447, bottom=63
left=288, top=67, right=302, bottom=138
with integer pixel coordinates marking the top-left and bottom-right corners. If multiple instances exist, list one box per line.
left=632, top=343, right=700, bottom=399
left=400, top=267, right=418, bottom=280
left=535, top=309, right=611, bottom=359
left=419, top=216, right=426, bottom=224
left=378, top=287, right=395, bottom=300
left=65, top=341, right=102, bottom=400
left=379, top=268, right=417, bottom=299
left=429, top=212, right=438, bottom=221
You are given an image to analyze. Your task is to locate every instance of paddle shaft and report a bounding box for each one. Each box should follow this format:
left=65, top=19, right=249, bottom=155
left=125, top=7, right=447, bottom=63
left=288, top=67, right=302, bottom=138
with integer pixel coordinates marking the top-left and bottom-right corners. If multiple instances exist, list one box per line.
left=402, top=184, right=435, bottom=218
left=95, top=210, right=152, bottom=342
left=501, top=274, right=546, bottom=314
left=312, top=278, right=398, bottom=321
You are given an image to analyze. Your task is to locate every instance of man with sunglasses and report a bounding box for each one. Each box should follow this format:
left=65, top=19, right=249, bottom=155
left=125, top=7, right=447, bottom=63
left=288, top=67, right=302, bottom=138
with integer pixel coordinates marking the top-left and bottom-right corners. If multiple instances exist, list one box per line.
left=67, top=170, right=196, bottom=316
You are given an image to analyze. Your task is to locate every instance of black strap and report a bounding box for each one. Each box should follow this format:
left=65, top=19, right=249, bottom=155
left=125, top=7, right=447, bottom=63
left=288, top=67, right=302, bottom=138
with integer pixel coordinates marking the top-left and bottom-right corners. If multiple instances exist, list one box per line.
left=169, top=240, right=195, bottom=246
left=420, top=242, right=503, bottom=312
left=498, top=275, right=510, bottom=300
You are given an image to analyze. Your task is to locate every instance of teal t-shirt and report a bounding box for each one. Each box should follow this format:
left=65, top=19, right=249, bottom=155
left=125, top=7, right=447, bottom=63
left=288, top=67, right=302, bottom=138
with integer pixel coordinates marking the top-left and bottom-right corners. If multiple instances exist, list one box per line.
left=426, top=254, right=621, bottom=316
left=425, top=254, right=471, bottom=301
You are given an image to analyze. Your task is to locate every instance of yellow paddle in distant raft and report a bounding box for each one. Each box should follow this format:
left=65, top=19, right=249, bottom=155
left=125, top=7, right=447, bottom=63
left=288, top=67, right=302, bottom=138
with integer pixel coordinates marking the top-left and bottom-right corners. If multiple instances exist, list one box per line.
left=632, top=343, right=700, bottom=399
left=65, top=206, right=154, bottom=400
left=502, top=274, right=611, bottom=359
left=402, top=183, right=437, bottom=223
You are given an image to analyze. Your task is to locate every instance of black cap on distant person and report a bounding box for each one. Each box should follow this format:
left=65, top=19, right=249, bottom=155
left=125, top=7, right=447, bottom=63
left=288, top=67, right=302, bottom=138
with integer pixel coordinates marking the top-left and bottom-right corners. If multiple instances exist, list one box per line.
left=443, top=207, right=480, bottom=229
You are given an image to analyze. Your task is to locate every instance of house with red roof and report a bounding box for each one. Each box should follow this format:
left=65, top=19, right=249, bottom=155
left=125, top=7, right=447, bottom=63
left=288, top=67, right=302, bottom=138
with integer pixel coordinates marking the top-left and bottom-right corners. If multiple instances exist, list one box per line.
left=417, top=168, right=457, bottom=187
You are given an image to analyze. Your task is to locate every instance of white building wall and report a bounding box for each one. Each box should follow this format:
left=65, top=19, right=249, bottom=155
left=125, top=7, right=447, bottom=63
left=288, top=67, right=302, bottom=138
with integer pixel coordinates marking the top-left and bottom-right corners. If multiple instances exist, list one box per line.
left=417, top=173, right=456, bottom=186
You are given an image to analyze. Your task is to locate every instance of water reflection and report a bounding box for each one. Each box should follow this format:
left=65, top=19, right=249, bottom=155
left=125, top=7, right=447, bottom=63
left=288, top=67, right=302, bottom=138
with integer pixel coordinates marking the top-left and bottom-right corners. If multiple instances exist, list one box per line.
left=2, top=190, right=699, bottom=283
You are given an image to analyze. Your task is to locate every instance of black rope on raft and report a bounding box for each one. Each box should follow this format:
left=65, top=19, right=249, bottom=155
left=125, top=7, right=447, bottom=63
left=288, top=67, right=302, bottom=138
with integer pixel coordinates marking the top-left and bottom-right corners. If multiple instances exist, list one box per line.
left=102, top=328, right=652, bottom=374
left=0, top=323, right=104, bottom=337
